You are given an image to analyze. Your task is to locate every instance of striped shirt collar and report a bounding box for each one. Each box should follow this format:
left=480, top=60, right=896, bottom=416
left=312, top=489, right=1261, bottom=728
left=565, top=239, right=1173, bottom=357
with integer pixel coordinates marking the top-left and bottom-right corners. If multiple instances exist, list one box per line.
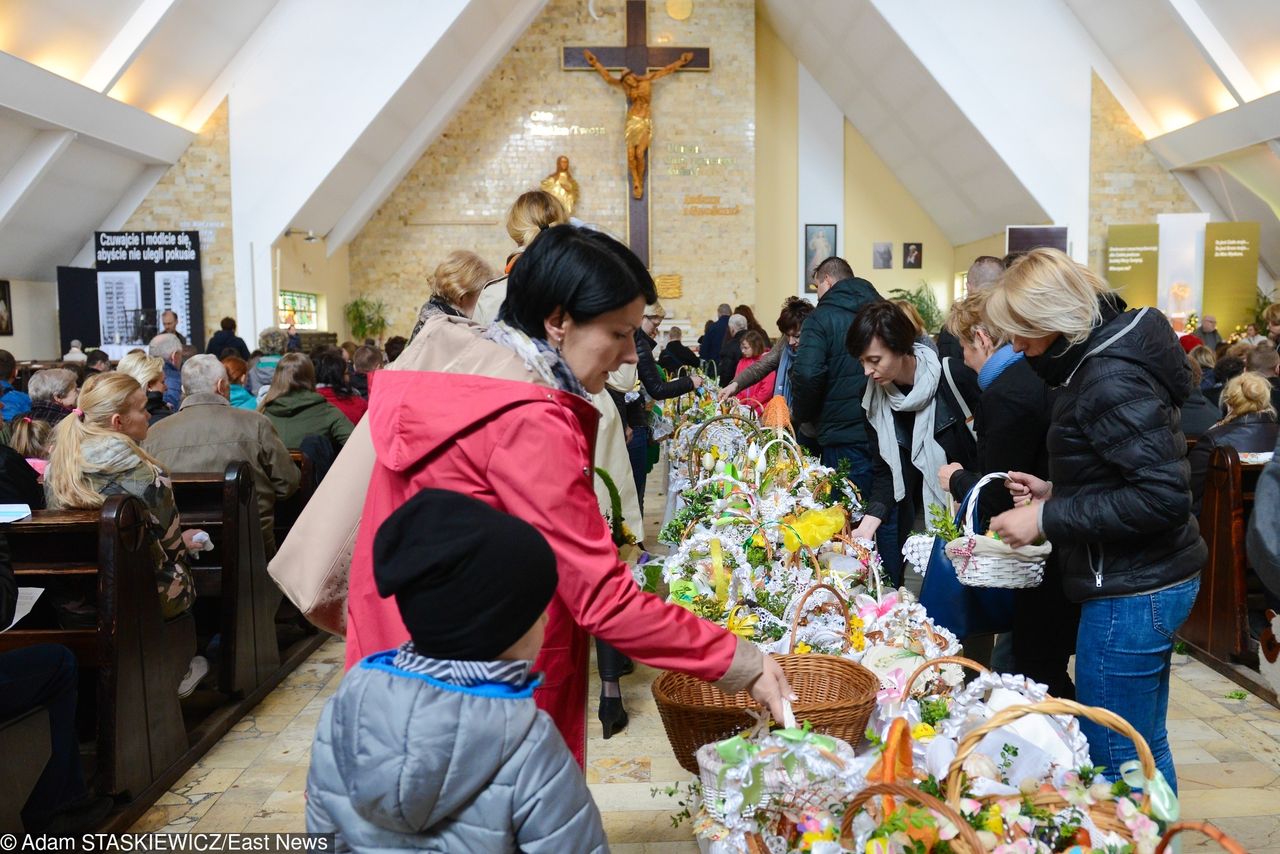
left=391, top=642, right=533, bottom=688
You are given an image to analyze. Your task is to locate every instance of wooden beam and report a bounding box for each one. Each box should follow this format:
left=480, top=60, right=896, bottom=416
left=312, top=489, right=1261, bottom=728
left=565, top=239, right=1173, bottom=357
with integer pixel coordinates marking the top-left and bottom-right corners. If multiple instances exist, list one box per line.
left=1164, top=0, right=1263, bottom=106
left=1147, top=90, right=1280, bottom=170
left=0, top=130, right=75, bottom=233
left=81, top=0, right=182, bottom=94
left=0, top=53, right=192, bottom=165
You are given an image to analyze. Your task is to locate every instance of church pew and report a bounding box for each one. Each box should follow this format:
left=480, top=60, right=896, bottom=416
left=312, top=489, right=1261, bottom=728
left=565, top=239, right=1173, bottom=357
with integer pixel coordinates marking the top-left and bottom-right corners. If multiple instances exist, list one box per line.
left=0, top=707, right=52, bottom=832
left=0, top=497, right=187, bottom=799
left=1180, top=446, right=1275, bottom=705
left=273, top=451, right=315, bottom=549
left=171, top=462, right=279, bottom=697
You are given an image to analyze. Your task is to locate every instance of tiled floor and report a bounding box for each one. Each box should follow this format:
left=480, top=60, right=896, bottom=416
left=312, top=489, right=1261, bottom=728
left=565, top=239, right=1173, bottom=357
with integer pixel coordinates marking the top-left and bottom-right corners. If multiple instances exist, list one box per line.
left=132, top=466, right=1280, bottom=852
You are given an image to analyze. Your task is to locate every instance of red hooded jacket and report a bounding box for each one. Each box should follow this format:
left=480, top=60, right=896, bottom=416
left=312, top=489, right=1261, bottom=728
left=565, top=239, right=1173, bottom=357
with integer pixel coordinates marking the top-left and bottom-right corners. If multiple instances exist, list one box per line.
left=346, top=367, right=742, bottom=761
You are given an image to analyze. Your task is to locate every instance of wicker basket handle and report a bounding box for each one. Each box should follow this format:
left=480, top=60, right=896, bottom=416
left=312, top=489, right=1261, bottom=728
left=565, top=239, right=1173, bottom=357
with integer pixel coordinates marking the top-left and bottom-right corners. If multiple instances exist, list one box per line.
left=754, top=436, right=805, bottom=487
left=1155, top=821, right=1247, bottom=854
left=787, top=582, right=849, bottom=654
left=903, top=655, right=989, bottom=696
left=840, top=782, right=985, bottom=853
left=960, top=471, right=1010, bottom=538
left=687, top=413, right=762, bottom=482
left=943, top=698, right=1157, bottom=813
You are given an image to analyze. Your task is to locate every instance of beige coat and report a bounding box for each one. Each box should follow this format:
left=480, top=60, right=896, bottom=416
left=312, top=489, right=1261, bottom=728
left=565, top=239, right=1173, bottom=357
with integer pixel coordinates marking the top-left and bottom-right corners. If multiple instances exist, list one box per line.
left=593, top=364, right=645, bottom=543
left=143, top=392, right=300, bottom=556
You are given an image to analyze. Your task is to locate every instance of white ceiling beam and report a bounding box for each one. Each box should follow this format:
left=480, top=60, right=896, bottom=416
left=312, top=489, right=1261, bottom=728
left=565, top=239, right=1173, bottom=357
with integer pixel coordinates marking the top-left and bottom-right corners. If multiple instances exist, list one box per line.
left=1147, top=89, right=1280, bottom=169
left=69, top=164, right=170, bottom=268
left=81, top=0, right=183, bottom=93
left=0, top=53, right=192, bottom=165
left=0, top=130, right=75, bottom=233
left=1164, top=0, right=1263, bottom=105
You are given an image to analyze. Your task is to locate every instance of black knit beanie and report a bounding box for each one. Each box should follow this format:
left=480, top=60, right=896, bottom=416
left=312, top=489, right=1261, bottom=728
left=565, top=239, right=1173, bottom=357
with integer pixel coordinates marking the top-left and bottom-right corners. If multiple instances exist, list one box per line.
left=373, top=489, right=558, bottom=660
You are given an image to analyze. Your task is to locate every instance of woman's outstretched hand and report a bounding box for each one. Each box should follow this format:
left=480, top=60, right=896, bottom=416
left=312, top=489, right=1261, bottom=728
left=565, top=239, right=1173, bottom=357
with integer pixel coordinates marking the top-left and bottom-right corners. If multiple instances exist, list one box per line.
left=748, top=654, right=797, bottom=723
left=717, top=381, right=738, bottom=400
left=988, top=504, right=1041, bottom=548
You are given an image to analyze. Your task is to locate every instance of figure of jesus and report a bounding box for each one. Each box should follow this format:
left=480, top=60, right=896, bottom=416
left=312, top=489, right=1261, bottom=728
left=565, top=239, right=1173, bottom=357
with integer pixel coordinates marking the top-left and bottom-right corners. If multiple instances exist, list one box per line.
left=584, top=48, right=694, bottom=199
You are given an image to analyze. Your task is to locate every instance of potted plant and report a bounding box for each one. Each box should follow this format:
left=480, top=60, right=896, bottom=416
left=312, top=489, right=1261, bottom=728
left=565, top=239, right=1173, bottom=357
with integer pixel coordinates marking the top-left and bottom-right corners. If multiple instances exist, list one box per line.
left=343, top=296, right=388, bottom=342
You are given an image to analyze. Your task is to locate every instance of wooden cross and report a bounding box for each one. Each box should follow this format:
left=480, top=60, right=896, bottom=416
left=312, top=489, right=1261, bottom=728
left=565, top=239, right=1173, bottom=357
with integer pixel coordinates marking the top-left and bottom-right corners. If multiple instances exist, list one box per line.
left=564, top=0, right=709, bottom=267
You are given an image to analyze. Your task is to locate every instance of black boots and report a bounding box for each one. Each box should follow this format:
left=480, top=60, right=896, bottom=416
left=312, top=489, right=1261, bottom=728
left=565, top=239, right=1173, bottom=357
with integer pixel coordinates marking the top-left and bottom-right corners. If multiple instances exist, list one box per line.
left=595, top=639, right=630, bottom=739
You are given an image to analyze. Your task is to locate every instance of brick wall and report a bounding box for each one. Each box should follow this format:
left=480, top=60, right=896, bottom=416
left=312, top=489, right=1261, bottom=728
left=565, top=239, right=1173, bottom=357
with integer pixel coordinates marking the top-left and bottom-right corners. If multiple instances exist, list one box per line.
left=348, top=0, right=757, bottom=336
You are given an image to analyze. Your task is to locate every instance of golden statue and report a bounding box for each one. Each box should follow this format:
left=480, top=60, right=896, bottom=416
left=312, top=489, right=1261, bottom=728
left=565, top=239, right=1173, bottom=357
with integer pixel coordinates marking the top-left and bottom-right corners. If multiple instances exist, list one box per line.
left=584, top=48, right=694, bottom=199
left=540, top=155, right=580, bottom=216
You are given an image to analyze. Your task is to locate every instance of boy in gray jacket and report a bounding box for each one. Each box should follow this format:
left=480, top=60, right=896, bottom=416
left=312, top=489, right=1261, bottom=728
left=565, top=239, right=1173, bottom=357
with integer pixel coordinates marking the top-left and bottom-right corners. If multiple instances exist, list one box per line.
left=306, top=489, right=608, bottom=852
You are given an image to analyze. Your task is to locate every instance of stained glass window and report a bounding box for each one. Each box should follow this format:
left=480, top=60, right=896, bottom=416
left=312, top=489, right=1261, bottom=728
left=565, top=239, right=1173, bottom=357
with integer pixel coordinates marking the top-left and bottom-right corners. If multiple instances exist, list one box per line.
left=278, top=290, right=318, bottom=330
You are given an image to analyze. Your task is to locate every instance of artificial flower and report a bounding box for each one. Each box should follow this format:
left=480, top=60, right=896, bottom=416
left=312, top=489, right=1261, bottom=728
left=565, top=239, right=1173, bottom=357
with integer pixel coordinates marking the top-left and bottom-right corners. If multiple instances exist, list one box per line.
left=962, top=753, right=1000, bottom=782
left=983, top=802, right=1004, bottom=835
left=726, top=605, right=758, bottom=640
left=910, top=722, right=936, bottom=742
left=794, top=640, right=813, bottom=654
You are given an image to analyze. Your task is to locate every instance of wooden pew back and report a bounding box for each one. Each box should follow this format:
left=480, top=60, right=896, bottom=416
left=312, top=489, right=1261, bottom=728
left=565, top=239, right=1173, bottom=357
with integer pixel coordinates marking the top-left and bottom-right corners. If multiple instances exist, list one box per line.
left=0, top=497, right=186, bottom=798
left=171, top=462, right=279, bottom=696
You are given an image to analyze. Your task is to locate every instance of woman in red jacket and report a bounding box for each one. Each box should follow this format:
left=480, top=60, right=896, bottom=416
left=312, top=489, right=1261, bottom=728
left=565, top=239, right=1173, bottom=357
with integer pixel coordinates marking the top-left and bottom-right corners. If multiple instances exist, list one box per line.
left=343, top=226, right=793, bottom=761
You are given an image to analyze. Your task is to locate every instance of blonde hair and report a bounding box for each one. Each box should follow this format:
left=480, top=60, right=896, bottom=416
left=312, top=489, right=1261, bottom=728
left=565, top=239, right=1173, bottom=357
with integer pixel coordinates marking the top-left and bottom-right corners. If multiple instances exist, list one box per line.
left=431, top=250, right=495, bottom=307
left=1188, top=344, right=1216, bottom=372
left=1219, top=372, right=1276, bottom=423
left=1263, top=303, right=1280, bottom=326
left=892, top=300, right=926, bottom=337
left=10, top=417, right=53, bottom=460
left=645, top=301, right=667, bottom=321
left=258, top=353, right=315, bottom=411
left=46, top=373, right=161, bottom=509
left=983, top=248, right=1111, bottom=345
left=117, top=351, right=164, bottom=390
left=506, top=190, right=568, bottom=248
left=945, top=291, right=1003, bottom=345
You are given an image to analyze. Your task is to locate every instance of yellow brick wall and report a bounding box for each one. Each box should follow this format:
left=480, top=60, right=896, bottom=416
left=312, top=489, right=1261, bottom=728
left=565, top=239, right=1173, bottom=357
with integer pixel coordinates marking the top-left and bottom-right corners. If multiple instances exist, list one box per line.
left=124, top=100, right=236, bottom=342
left=1088, top=74, right=1198, bottom=275
left=349, top=0, right=756, bottom=336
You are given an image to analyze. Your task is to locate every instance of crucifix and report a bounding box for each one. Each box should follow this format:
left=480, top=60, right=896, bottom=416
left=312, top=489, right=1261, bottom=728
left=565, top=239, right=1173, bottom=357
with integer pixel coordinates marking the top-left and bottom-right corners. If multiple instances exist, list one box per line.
left=564, top=0, right=710, bottom=266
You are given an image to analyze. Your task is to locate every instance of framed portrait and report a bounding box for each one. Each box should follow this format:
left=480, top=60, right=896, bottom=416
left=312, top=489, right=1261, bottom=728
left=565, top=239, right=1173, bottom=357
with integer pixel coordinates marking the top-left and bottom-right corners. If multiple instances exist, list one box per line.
left=0, top=281, right=11, bottom=336
left=903, top=242, right=923, bottom=269
left=804, top=224, right=837, bottom=293
left=872, top=242, right=893, bottom=270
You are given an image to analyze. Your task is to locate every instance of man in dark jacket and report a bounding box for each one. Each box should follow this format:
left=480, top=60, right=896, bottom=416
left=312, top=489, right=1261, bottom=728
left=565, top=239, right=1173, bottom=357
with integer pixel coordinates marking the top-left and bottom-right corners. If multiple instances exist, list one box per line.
left=699, top=304, right=731, bottom=372
left=205, top=317, right=251, bottom=360
left=717, top=314, right=748, bottom=383
left=789, top=256, right=883, bottom=488
left=658, top=327, right=700, bottom=374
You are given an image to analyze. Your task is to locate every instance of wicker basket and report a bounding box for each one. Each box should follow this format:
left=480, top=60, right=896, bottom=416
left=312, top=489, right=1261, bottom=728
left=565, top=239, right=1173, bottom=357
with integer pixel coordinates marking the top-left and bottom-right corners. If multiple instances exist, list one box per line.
left=945, top=698, right=1157, bottom=839
left=944, top=471, right=1049, bottom=589
left=786, top=582, right=851, bottom=654
left=838, top=782, right=986, bottom=854
left=1156, top=821, right=1247, bottom=854
left=652, top=653, right=879, bottom=774
left=687, top=413, right=761, bottom=482
left=903, top=654, right=989, bottom=698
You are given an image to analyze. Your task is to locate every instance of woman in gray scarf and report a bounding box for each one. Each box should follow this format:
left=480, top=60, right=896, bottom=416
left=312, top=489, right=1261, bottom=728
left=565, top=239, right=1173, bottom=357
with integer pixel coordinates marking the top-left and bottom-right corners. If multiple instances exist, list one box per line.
left=846, top=301, right=979, bottom=584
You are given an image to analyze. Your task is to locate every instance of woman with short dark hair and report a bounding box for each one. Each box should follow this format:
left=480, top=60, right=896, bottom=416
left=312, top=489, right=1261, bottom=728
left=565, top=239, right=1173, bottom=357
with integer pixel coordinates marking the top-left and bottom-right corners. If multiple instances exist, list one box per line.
left=720, top=297, right=815, bottom=408
left=846, top=301, right=980, bottom=584
left=296, top=225, right=792, bottom=763
left=205, top=316, right=250, bottom=360
left=314, top=351, right=368, bottom=425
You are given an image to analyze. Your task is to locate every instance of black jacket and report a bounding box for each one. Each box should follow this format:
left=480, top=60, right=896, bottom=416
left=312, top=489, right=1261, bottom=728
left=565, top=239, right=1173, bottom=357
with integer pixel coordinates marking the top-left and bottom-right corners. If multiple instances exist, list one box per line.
left=0, top=533, right=12, bottom=630
left=1247, top=431, right=1280, bottom=598
left=1188, top=411, right=1279, bottom=511
left=936, top=329, right=966, bottom=365
left=1032, top=298, right=1206, bottom=602
left=1180, top=387, right=1222, bottom=439
left=0, top=445, right=43, bottom=510
left=206, top=329, right=251, bottom=360
left=146, top=390, right=173, bottom=426
left=659, top=340, right=700, bottom=375
left=864, top=357, right=980, bottom=524
left=949, top=356, right=1051, bottom=528
left=635, top=330, right=693, bottom=400
left=789, top=277, right=883, bottom=447
left=700, top=316, right=729, bottom=363
left=718, top=330, right=747, bottom=384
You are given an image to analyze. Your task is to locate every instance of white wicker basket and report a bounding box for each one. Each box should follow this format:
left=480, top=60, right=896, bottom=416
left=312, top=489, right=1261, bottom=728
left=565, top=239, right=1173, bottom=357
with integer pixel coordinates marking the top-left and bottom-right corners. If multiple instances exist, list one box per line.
left=943, top=472, right=1050, bottom=589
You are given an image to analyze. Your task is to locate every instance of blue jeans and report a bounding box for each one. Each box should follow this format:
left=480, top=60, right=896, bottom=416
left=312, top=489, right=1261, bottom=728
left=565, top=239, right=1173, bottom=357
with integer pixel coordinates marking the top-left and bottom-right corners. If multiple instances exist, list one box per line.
left=820, top=444, right=902, bottom=585
left=1075, top=575, right=1200, bottom=794
left=626, top=425, right=650, bottom=514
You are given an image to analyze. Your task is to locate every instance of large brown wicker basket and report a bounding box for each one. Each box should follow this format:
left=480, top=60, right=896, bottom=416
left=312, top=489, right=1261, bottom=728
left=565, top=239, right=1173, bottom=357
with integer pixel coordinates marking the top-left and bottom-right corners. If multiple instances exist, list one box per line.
left=652, top=653, right=879, bottom=774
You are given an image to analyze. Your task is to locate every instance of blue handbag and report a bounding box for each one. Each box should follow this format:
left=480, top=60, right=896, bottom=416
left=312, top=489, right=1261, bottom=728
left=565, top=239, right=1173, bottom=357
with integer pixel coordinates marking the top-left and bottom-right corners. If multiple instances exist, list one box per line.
left=917, top=489, right=1015, bottom=639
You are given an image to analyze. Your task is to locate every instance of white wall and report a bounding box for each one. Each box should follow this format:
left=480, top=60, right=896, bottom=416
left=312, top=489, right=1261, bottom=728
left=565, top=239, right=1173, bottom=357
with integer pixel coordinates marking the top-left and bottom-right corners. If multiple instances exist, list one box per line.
left=868, top=0, right=1108, bottom=262
left=1, top=279, right=60, bottom=360
left=797, top=64, right=845, bottom=295
left=226, top=0, right=472, bottom=339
